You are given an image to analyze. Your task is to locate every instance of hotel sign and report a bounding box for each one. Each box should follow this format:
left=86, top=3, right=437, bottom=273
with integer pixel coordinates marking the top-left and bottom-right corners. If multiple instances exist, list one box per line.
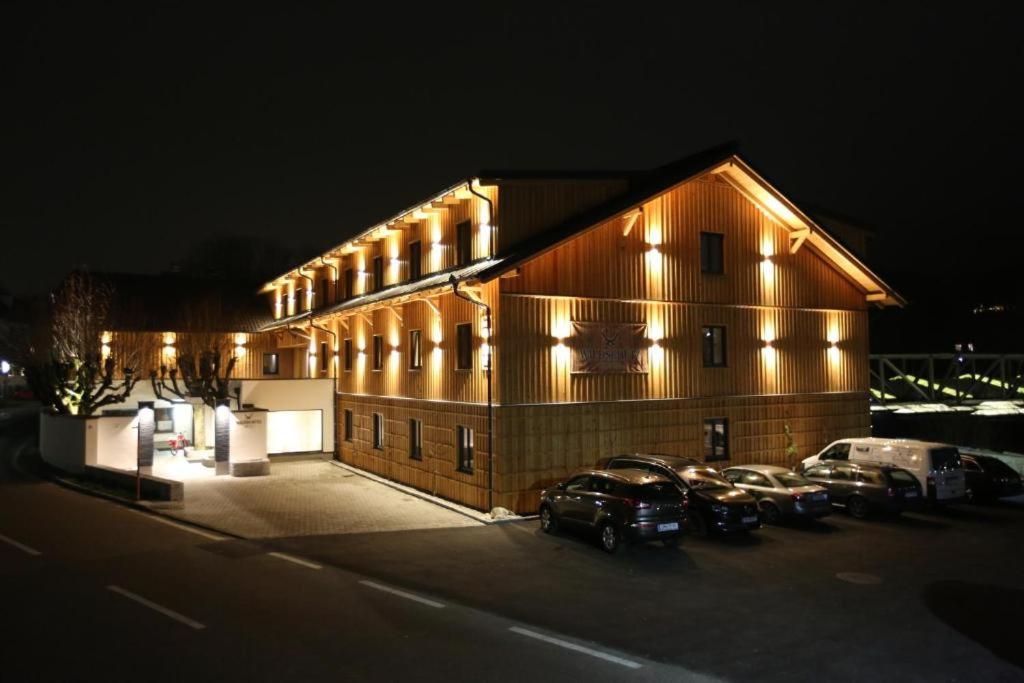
left=570, top=321, right=648, bottom=374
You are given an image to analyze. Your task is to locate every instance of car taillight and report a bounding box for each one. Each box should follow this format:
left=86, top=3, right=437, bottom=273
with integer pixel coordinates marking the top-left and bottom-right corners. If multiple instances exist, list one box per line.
left=622, top=498, right=651, bottom=509
left=791, top=493, right=804, bottom=502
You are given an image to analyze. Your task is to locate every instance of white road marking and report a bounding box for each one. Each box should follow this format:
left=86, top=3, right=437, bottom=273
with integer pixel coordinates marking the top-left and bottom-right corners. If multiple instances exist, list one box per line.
left=132, top=511, right=225, bottom=541
left=358, top=580, right=445, bottom=608
left=509, top=626, right=643, bottom=669
left=268, top=552, right=322, bottom=570
left=106, top=585, right=206, bottom=630
left=0, top=533, right=41, bottom=556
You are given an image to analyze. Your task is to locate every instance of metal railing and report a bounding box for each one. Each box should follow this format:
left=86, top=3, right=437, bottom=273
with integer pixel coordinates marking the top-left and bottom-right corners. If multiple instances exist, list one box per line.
left=869, top=353, right=1024, bottom=405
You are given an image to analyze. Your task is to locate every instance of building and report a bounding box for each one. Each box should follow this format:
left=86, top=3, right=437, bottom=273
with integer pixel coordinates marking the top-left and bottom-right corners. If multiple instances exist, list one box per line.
left=259, top=144, right=903, bottom=513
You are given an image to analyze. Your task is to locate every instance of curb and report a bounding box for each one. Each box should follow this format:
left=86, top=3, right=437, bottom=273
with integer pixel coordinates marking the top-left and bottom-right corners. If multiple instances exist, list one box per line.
left=326, top=459, right=525, bottom=525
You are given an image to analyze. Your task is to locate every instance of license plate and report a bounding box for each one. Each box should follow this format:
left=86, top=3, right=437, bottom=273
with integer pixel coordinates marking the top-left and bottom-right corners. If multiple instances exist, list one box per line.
left=742, top=516, right=758, bottom=524
left=904, top=490, right=918, bottom=498
left=657, top=522, right=679, bottom=532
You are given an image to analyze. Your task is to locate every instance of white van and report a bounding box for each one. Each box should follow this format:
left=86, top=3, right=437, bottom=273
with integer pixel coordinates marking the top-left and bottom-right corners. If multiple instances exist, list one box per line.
left=800, top=437, right=966, bottom=502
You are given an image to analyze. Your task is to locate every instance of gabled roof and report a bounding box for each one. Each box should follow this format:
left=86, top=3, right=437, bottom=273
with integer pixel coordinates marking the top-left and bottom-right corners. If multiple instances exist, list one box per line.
left=475, top=143, right=904, bottom=307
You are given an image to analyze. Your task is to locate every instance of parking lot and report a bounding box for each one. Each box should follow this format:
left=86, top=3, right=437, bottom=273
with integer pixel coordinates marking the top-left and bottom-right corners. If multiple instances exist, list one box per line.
left=267, top=500, right=1024, bottom=681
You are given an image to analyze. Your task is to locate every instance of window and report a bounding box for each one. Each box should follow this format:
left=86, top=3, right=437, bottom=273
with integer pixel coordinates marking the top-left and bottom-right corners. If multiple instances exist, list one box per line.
left=700, top=232, right=724, bottom=274
left=743, top=472, right=772, bottom=488
left=372, top=413, right=384, bottom=450
left=262, top=353, right=279, bottom=376
left=456, top=425, right=473, bottom=473
left=320, top=277, right=329, bottom=307
left=343, top=338, right=352, bottom=372
left=961, top=457, right=982, bottom=473
left=320, top=341, right=328, bottom=372
left=831, top=465, right=855, bottom=481
left=456, top=322, right=473, bottom=370
left=820, top=443, right=850, bottom=461
left=343, top=409, right=353, bottom=442
left=564, top=475, right=590, bottom=492
left=372, top=335, right=383, bottom=371
left=373, top=255, right=384, bottom=292
left=702, top=326, right=727, bottom=367
left=408, top=240, right=422, bottom=281
left=409, top=329, right=422, bottom=370
left=409, top=419, right=422, bottom=460
left=804, top=464, right=831, bottom=480
left=456, top=220, right=472, bottom=266
left=344, top=268, right=355, bottom=299
left=703, top=418, right=729, bottom=461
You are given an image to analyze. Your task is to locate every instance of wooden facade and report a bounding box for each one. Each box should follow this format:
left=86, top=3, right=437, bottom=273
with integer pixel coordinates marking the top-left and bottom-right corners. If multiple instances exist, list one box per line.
left=259, top=151, right=901, bottom=513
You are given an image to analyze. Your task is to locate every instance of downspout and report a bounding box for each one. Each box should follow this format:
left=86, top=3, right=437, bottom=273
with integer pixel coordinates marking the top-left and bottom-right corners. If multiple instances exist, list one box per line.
left=467, top=179, right=496, bottom=260
left=310, top=316, right=340, bottom=462
left=450, top=275, right=494, bottom=513
left=320, top=256, right=338, bottom=305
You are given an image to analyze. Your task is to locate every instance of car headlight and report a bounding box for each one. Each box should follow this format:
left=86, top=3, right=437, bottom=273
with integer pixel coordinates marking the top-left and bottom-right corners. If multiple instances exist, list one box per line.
left=711, top=504, right=729, bottom=516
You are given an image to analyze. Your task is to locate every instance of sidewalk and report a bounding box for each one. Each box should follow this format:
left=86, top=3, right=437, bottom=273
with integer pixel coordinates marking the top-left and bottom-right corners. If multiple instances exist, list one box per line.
left=144, top=455, right=482, bottom=539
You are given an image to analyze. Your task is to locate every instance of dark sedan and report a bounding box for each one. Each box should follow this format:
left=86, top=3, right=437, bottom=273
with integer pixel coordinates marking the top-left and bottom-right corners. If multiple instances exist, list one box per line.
left=801, top=461, right=922, bottom=518
left=600, top=454, right=761, bottom=537
left=539, top=469, right=688, bottom=553
left=960, top=452, right=1023, bottom=502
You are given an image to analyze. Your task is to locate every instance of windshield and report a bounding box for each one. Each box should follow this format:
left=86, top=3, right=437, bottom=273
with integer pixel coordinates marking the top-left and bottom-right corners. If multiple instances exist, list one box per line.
left=980, top=457, right=1018, bottom=477
left=888, top=470, right=917, bottom=486
left=630, top=482, right=683, bottom=500
left=929, top=448, right=962, bottom=472
left=774, top=472, right=813, bottom=488
left=677, top=467, right=731, bottom=490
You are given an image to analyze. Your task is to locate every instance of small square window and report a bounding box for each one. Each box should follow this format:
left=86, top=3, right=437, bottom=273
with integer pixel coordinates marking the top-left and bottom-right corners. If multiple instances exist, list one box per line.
left=456, top=425, right=473, bottom=473
left=704, top=418, right=729, bottom=461
left=700, top=232, right=724, bottom=275
left=702, top=326, right=727, bottom=367
left=409, top=329, right=422, bottom=370
left=344, top=409, right=353, bottom=442
left=456, top=323, right=473, bottom=370
left=373, top=413, right=384, bottom=450
left=262, top=353, right=279, bottom=376
left=409, top=419, right=422, bottom=460
left=372, top=335, right=383, bottom=371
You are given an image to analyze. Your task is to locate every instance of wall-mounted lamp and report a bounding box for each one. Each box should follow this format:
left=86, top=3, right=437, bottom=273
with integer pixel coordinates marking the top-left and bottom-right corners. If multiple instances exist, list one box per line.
left=761, top=339, right=774, bottom=349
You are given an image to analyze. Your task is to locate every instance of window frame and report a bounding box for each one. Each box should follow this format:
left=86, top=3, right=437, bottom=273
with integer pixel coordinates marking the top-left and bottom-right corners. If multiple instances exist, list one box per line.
left=408, top=240, right=422, bottom=281
left=455, top=322, right=473, bottom=371
left=372, top=334, right=383, bottom=371
left=455, top=425, right=474, bottom=474
left=320, top=341, right=328, bottom=373
left=344, top=268, right=355, bottom=300
left=456, top=220, right=472, bottom=266
left=343, top=338, right=352, bottom=372
left=408, top=329, right=422, bottom=370
left=262, top=352, right=280, bottom=376
left=320, top=277, right=329, bottom=308
left=343, top=409, right=354, bottom=442
left=372, top=413, right=384, bottom=450
left=373, top=255, right=384, bottom=292
left=700, top=231, right=725, bottom=275
left=702, top=325, right=727, bottom=368
left=409, top=418, right=423, bottom=460
left=703, top=417, right=730, bottom=462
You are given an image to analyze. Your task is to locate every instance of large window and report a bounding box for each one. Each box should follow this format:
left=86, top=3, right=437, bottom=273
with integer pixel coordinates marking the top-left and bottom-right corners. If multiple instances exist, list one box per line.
left=409, top=329, right=422, bottom=370
left=372, top=335, right=383, bottom=371
left=408, top=240, right=422, bottom=281
left=344, top=409, right=353, bottom=442
left=373, top=255, right=384, bottom=292
left=456, top=425, right=473, bottom=473
left=262, top=353, right=279, bottom=376
left=456, top=323, right=473, bottom=370
left=703, top=418, right=729, bottom=462
left=344, top=268, right=355, bottom=299
left=702, top=326, right=727, bottom=367
left=700, top=232, right=724, bottom=275
left=343, top=338, right=352, bottom=372
left=320, top=341, right=328, bottom=372
left=409, top=419, right=423, bottom=460
left=456, top=220, right=472, bottom=266
left=373, top=413, right=384, bottom=450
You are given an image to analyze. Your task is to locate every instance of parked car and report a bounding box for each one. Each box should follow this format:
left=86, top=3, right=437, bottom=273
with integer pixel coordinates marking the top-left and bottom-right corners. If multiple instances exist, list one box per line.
left=599, top=454, right=761, bottom=536
left=799, top=437, right=965, bottom=503
left=722, top=465, right=831, bottom=523
left=959, top=452, right=1024, bottom=502
left=539, top=469, right=688, bottom=553
left=801, top=461, right=923, bottom=518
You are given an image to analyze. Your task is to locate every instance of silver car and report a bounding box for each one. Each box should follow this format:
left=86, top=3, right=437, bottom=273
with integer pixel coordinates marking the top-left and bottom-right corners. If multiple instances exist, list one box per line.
left=722, top=465, right=831, bottom=524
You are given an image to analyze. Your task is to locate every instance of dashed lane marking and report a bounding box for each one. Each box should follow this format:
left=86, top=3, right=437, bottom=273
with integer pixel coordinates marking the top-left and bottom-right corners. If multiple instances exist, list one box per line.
left=358, top=580, right=445, bottom=608
left=0, top=533, right=41, bottom=556
left=107, top=585, right=206, bottom=630
left=509, top=626, right=643, bottom=669
left=268, top=552, right=322, bottom=570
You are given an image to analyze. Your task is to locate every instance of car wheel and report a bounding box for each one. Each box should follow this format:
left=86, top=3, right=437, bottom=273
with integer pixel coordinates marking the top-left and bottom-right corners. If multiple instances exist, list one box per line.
left=539, top=505, right=558, bottom=534
left=689, top=511, right=710, bottom=538
left=599, top=522, right=620, bottom=554
left=760, top=502, right=782, bottom=525
left=847, top=495, right=869, bottom=519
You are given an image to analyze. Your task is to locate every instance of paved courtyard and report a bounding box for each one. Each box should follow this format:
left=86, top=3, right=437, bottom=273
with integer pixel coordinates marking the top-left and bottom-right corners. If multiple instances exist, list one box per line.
left=146, top=455, right=482, bottom=538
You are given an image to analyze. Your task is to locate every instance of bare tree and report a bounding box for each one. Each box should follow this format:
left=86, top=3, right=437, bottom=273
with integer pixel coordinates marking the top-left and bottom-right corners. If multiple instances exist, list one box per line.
left=26, top=272, right=146, bottom=415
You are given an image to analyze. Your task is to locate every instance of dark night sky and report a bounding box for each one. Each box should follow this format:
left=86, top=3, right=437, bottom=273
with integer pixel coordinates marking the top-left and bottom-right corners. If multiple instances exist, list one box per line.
left=4, top=3, right=1022, bottom=312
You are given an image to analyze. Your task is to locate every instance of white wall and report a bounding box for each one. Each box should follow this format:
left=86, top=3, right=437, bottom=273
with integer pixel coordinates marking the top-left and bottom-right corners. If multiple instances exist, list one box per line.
left=39, top=413, right=90, bottom=474
left=240, top=379, right=334, bottom=454
left=230, top=409, right=268, bottom=463
left=93, top=414, right=138, bottom=471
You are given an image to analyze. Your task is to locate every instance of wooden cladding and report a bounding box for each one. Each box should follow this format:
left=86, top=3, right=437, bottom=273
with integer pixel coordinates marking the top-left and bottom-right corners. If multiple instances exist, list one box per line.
left=501, top=176, right=868, bottom=311
left=498, top=294, right=867, bottom=405
left=104, top=330, right=292, bottom=380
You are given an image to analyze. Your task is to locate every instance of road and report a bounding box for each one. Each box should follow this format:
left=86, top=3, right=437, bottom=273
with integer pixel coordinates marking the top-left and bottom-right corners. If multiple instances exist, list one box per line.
left=0, top=423, right=708, bottom=683
left=3, top=412, right=1023, bottom=681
